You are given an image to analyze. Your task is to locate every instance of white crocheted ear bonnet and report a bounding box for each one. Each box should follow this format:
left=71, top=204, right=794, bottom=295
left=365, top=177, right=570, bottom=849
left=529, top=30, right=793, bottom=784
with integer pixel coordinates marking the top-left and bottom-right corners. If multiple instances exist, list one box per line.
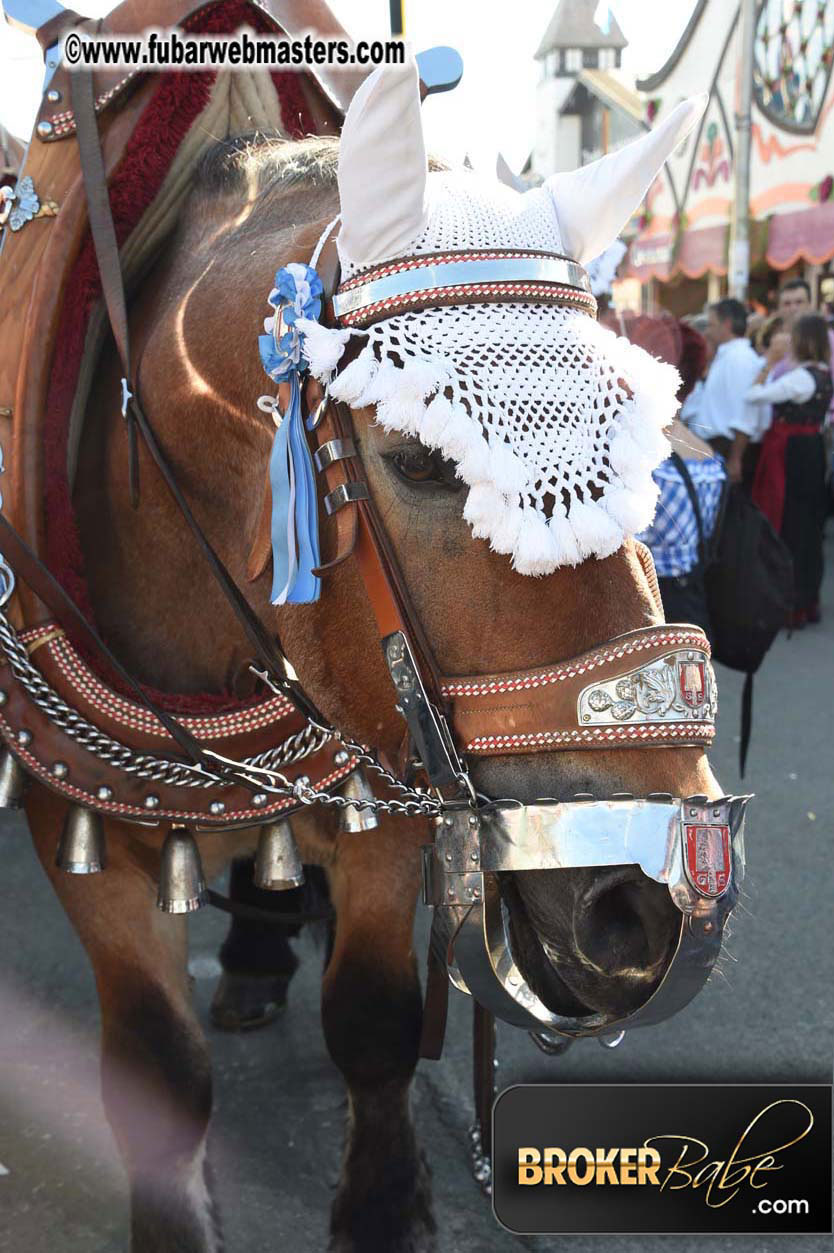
left=297, top=60, right=707, bottom=575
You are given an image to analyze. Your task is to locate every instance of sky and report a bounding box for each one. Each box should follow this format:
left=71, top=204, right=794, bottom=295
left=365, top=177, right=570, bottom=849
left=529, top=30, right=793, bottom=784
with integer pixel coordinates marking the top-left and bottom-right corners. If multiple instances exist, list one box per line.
left=0, top=0, right=699, bottom=171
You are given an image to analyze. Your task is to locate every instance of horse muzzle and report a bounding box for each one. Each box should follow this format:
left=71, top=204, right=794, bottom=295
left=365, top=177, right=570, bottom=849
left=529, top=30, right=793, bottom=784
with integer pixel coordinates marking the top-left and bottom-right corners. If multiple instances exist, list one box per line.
left=422, top=793, right=751, bottom=1038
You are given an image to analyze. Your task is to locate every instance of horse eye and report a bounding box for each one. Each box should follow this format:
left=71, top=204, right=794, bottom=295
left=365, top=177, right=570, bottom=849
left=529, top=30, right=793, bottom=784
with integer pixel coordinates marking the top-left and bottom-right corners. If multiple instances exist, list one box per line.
left=389, top=448, right=443, bottom=484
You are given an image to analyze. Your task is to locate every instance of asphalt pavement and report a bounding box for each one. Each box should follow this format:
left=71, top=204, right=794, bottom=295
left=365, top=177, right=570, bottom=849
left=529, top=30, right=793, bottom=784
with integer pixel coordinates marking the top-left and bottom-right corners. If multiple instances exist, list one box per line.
left=0, top=538, right=833, bottom=1253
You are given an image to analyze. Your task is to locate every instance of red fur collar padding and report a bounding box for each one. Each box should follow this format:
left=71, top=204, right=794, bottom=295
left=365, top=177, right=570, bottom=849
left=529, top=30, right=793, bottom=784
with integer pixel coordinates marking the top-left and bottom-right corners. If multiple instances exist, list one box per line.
left=43, top=0, right=316, bottom=713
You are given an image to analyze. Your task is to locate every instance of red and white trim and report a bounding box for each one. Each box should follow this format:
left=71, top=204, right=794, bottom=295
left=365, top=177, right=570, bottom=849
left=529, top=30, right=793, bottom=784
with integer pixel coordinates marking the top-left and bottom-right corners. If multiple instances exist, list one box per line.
left=337, top=281, right=596, bottom=328
left=442, top=628, right=710, bottom=700
left=465, top=722, right=714, bottom=754
left=20, top=626, right=295, bottom=739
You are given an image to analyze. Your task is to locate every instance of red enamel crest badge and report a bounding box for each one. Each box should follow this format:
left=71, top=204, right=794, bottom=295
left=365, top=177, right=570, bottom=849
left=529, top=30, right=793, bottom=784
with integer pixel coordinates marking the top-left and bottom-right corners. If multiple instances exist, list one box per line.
left=684, top=822, right=731, bottom=897
left=678, top=660, right=706, bottom=710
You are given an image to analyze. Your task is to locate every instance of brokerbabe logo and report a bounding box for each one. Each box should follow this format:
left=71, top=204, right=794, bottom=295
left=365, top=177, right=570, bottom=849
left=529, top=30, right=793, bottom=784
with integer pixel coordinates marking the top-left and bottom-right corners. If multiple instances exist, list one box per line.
left=492, top=1084, right=832, bottom=1234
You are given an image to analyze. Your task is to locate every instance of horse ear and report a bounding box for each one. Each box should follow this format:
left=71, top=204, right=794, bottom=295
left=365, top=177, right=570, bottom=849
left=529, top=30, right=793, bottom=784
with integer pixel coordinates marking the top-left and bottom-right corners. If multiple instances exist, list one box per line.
left=544, top=95, right=708, bottom=265
left=337, top=58, right=428, bottom=270
left=496, top=153, right=526, bottom=193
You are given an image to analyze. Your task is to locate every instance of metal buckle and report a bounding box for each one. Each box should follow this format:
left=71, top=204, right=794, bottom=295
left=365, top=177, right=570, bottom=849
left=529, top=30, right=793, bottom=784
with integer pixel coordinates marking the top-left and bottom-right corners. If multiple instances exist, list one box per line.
left=383, top=631, right=463, bottom=788
left=323, top=482, right=369, bottom=514
left=308, top=395, right=329, bottom=431
left=120, top=377, right=133, bottom=419
left=314, top=438, right=356, bottom=473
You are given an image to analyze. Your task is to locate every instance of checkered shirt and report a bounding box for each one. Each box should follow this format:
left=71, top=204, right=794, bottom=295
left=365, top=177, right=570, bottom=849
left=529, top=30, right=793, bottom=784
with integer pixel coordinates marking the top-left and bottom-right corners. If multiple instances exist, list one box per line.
left=637, top=454, right=726, bottom=578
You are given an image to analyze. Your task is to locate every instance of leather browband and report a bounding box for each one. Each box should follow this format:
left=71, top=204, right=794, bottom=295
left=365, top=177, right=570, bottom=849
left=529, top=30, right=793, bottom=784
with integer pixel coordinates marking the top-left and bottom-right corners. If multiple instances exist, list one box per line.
left=328, top=248, right=597, bottom=328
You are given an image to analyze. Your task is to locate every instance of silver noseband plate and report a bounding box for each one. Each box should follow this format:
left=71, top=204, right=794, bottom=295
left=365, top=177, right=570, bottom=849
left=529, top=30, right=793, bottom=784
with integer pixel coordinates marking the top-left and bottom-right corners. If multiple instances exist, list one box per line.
left=423, top=795, right=750, bottom=1037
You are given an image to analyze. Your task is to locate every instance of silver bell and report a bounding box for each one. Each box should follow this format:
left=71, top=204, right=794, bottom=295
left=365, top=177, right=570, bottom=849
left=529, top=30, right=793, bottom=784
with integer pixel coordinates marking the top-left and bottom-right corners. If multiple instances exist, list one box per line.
left=0, top=749, right=27, bottom=809
left=254, top=819, right=304, bottom=891
left=338, top=770, right=379, bottom=832
left=56, top=805, right=107, bottom=874
left=156, top=826, right=207, bottom=914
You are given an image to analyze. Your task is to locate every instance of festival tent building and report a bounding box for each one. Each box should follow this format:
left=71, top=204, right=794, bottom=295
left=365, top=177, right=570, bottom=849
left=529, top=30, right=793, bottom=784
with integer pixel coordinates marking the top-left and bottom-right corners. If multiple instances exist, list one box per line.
left=625, top=0, right=834, bottom=315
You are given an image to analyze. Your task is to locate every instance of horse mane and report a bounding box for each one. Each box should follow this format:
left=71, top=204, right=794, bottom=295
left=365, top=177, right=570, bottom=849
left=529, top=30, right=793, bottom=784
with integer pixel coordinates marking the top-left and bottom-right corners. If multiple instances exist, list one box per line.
left=191, top=131, right=450, bottom=210
left=194, top=131, right=342, bottom=198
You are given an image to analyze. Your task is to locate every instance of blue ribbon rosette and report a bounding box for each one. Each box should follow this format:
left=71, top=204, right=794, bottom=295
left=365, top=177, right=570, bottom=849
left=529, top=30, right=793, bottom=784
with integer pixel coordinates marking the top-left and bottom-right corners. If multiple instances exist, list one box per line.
left=258, top=261, right=324, bottom=605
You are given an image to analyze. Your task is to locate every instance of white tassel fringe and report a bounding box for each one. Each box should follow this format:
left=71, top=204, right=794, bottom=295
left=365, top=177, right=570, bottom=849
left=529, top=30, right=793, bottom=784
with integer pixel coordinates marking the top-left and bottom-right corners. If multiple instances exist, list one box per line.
left=548, top=509, right=583, bottom=567
left=309, top=309, right=680, bottom=576
left=568, top=499, right=624, bottom=560
left=464, top=483, right=506, bottom=539
left=297, top=317, right=353, bottom=379
left=328, top=350, right=378, bottom=405
left=513, top=511, right=559, bottom=576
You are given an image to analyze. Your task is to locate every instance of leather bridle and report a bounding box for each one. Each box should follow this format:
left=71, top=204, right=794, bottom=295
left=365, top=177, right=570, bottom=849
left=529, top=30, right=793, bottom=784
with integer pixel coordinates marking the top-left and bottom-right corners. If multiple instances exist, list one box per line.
left=0, top=68, right=751, bottom=1051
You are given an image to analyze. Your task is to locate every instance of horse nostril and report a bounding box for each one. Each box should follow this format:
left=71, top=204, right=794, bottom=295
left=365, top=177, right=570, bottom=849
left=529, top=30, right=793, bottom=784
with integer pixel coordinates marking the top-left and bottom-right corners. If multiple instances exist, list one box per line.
left=573, top=869, right=674, bottom=978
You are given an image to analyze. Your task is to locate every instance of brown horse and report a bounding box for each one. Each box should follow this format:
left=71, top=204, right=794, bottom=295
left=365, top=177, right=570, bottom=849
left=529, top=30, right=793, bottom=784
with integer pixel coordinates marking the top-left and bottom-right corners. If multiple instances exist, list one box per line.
left=22, top=134, right=723, bottom=1253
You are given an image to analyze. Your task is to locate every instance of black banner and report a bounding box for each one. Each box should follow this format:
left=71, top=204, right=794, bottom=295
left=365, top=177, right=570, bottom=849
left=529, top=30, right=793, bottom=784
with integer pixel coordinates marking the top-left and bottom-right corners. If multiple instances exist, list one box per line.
left=492, top=1084, right=832, bottom=1234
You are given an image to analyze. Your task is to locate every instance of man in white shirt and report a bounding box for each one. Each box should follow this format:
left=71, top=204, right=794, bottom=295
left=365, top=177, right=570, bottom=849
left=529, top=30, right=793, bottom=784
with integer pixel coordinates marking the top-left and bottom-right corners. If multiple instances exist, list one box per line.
left=687, top=298, right=763, bottom=482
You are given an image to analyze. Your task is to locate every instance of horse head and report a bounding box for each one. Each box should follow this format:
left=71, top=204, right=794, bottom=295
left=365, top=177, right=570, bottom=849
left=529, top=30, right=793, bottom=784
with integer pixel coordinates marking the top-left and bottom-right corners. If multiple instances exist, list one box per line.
left=100, top=59, right=740, bottom=1035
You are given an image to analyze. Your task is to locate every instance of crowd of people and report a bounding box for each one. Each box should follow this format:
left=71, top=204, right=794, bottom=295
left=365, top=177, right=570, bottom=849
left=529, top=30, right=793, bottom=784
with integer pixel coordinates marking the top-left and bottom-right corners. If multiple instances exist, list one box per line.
left=637, top=278, right=834, bottom=634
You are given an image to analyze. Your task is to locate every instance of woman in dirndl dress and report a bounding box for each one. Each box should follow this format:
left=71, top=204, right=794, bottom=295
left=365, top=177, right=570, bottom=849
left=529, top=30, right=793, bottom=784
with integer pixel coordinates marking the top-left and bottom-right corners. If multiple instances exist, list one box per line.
left=747, top=314, right=833, bottom=627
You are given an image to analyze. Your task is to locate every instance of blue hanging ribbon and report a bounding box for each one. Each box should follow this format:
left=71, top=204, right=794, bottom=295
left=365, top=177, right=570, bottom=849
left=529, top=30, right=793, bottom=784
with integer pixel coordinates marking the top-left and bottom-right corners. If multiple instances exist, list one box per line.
left=258, top=262, right=324, bottom=605
left=267, top=373, right=321, bottom=605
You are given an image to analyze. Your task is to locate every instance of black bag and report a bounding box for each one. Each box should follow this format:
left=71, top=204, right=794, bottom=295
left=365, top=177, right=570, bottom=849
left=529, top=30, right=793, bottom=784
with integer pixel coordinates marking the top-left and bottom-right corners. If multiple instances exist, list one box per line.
left=671, top=454, right=793, bottom=773
left=703, top=485, right=794, bottom=673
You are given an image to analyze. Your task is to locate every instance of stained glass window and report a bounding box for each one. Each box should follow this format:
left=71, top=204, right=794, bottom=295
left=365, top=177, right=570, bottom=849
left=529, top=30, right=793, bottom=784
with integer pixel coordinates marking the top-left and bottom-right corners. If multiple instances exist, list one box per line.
left=753, top=0, right=834, bottom=132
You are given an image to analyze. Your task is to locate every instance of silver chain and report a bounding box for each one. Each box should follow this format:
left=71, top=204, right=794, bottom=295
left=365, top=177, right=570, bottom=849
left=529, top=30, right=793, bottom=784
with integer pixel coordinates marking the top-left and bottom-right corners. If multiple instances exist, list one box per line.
left=282, top=730, right=442, bottom=817
left=0, top=608, right=442, bottom=818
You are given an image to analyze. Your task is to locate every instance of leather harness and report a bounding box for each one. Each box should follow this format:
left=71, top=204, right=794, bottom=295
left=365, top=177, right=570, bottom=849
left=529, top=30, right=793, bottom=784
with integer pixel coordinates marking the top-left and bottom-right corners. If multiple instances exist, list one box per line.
left=0, top=9, right=747, bottom=1135
left=0, top=1, right=359, bottom=827
left=0, top=49, right=717, bottom=828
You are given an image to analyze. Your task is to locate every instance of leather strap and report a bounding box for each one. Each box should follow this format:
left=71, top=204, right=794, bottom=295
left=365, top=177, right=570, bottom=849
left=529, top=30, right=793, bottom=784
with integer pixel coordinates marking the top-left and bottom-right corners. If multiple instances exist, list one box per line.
left=0, top=512, right=240, bottom=779
left=440, top=624, right=716, bottom=756
left=72, top=68, right=325, bottom=726
left=72, top=68, right=140, bottom=505
left=328, top=248, right=596, bottom=328
left=472, top=1003, right=495, bottom=1162
left=418, top=936, right=451, bottom=1060
left=313, top=230, right=449, bottom=711
left=36, top=9, right=84, bottom=54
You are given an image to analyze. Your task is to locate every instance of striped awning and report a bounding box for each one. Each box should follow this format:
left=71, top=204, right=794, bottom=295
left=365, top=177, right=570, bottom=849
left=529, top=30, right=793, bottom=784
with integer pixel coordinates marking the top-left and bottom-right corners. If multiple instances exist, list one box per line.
left=625, top=227, right=727, bottom=281
left=624, top=232, right=674, bottom=281
left=625, top=214, right=784, bottom=283
left=766, top=202, right=834, bottom=270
